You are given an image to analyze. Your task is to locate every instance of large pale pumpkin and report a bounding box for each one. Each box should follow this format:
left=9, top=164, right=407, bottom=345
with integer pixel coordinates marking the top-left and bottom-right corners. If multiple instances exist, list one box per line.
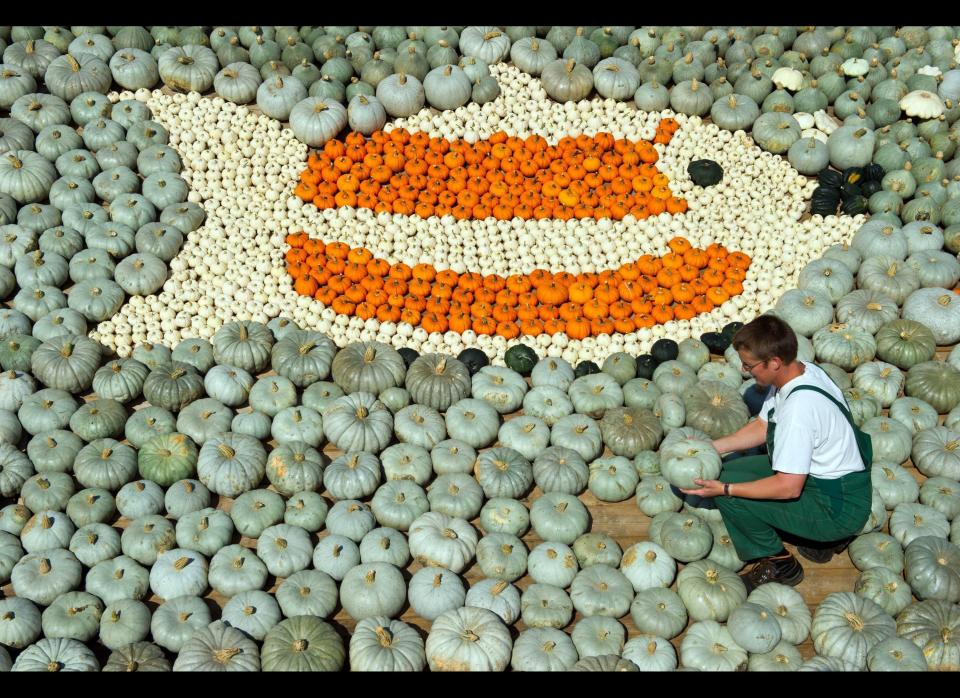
left=676, top=559, right=747, bottom=622
left=810, top=592, right=897, bottom=670
left=425, top=606, right=513, bottom=672
left=896, top=599, right=960, bottom=671
left=405, top=354, right=471, bottom=412
left=904, top=536, right=960, bottom=603
left=598, top=407, right=662, bottom=457
left=659, top=432, right=722, bottom=490
left=681, top=381, right=749, bottom=439
left=911, top=426, right=960, bottom=479
left=812, top=323, right=877, bottom=371
left=261, top=616, right=345, bottom=672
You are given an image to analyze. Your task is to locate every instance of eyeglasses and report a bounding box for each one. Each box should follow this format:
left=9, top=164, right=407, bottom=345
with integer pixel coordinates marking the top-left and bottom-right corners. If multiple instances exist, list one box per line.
left=740, top=358, right=767, bottom=373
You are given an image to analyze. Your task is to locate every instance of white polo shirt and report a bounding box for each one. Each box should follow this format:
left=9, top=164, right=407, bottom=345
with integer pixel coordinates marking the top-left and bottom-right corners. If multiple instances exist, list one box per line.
left=757, top=362, right=865, bottom=479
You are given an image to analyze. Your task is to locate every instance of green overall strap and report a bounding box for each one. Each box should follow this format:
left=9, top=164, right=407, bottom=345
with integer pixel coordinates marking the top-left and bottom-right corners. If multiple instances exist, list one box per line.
left=784, top=385, right=856, bottom=428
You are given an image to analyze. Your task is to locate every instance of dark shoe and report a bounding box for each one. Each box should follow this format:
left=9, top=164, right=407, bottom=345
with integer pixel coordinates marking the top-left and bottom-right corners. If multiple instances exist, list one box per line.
left=796, top=537, right=854, bottom=564
left=738, top=554, right=804, bottom=593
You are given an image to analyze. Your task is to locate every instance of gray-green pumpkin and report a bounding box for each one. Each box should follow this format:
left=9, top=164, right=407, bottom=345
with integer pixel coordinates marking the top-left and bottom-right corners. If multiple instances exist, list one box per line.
left=211, top=320, right=273, bottom=374
left=142, top=362, right=204, bottom=412
left=331, top=341, right=406, bottom=395
left=197, top=432, right=267, bottom=498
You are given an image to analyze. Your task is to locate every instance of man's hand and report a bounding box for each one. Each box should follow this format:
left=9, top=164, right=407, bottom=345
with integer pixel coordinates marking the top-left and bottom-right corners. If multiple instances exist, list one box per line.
left=679, top=479, right=726, bottom=498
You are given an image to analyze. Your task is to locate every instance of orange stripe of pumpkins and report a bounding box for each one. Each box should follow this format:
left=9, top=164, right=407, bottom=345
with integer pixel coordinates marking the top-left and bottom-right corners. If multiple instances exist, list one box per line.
left=285, top=234, right=751, bottom=339
left=287, top=118, right=751, bottom=338
left=295, top=118, right=687, bottom=220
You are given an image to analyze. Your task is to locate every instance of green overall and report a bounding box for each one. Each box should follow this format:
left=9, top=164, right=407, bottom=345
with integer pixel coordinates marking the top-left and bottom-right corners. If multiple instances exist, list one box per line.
left=714, top=385, right=873, bottom=561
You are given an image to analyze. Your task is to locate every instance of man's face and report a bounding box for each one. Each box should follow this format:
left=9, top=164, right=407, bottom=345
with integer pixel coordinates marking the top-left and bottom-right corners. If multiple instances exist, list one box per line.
left=738, top=349, right=776, bottom=388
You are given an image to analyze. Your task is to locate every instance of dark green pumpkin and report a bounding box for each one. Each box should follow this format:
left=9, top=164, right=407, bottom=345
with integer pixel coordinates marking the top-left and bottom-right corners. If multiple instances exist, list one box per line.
left=721, top=322, right=744, bottom=342
left=842, top=166, right=866, bottom=188
left=859, top=179, right=882, bottom=197
left=397, top=347, right=419, bottom=370
left=842, top=195, right=869, bottom=215
left=840, top=179, right=862, bottom=199
left=811, top=185, right=841, bottom=208
left=635, top=354, right=658, bottom=380
left=574, top=360, right=601, bottom=379
left=504, top=344, right=538, bottom=376
left=811, top=199, right=840, bottom=217
left=700, top=331, right=729, bottom=355
left=818, top=168, right=843, bottom=189
left=687, top=159, right=723, bottom=187
left=457, top=348, right=489, bottom=375
left=650, top=339, right=679, bottom=363
left=0, top=334, right=42, bottom=372
left=863, top=163, right=885, bottom=182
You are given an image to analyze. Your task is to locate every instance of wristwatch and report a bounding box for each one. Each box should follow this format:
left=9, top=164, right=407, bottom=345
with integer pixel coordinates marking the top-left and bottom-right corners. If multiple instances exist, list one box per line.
left=723, top=483, right=731, bottom=496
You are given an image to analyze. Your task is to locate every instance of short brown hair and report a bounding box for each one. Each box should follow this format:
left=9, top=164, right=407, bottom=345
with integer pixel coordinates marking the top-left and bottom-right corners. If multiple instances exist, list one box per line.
left=732, top=314, right=798, bottom=364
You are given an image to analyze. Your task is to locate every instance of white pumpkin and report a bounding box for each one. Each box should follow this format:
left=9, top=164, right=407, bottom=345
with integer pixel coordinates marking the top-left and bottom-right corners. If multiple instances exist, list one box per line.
left=900, top=90, right=945, bottom=119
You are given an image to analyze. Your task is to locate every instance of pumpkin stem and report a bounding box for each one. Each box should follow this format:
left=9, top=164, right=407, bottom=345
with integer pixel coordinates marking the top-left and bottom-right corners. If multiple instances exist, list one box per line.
left=213, top=648, right=242, bottom=663
left=844, top=612, right=865, bottom=632
left=462, top=630, right=480, bottom=642
left=365, top=569, right=377, bottom=584
left=217, top=444, right=236, bottom=459
left=47, top=661, right=61, bottom=672
left=39, top=558, right=51, bottom=575
left=174, top=556, right=191, bottom=570
left=442, top=527, right=459, bottom=539
left=374, top=626, right=393, bottom=647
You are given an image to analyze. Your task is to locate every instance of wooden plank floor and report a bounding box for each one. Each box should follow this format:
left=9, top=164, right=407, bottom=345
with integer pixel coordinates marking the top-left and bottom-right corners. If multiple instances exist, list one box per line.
left=3, top=354, right=940, bottom=669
